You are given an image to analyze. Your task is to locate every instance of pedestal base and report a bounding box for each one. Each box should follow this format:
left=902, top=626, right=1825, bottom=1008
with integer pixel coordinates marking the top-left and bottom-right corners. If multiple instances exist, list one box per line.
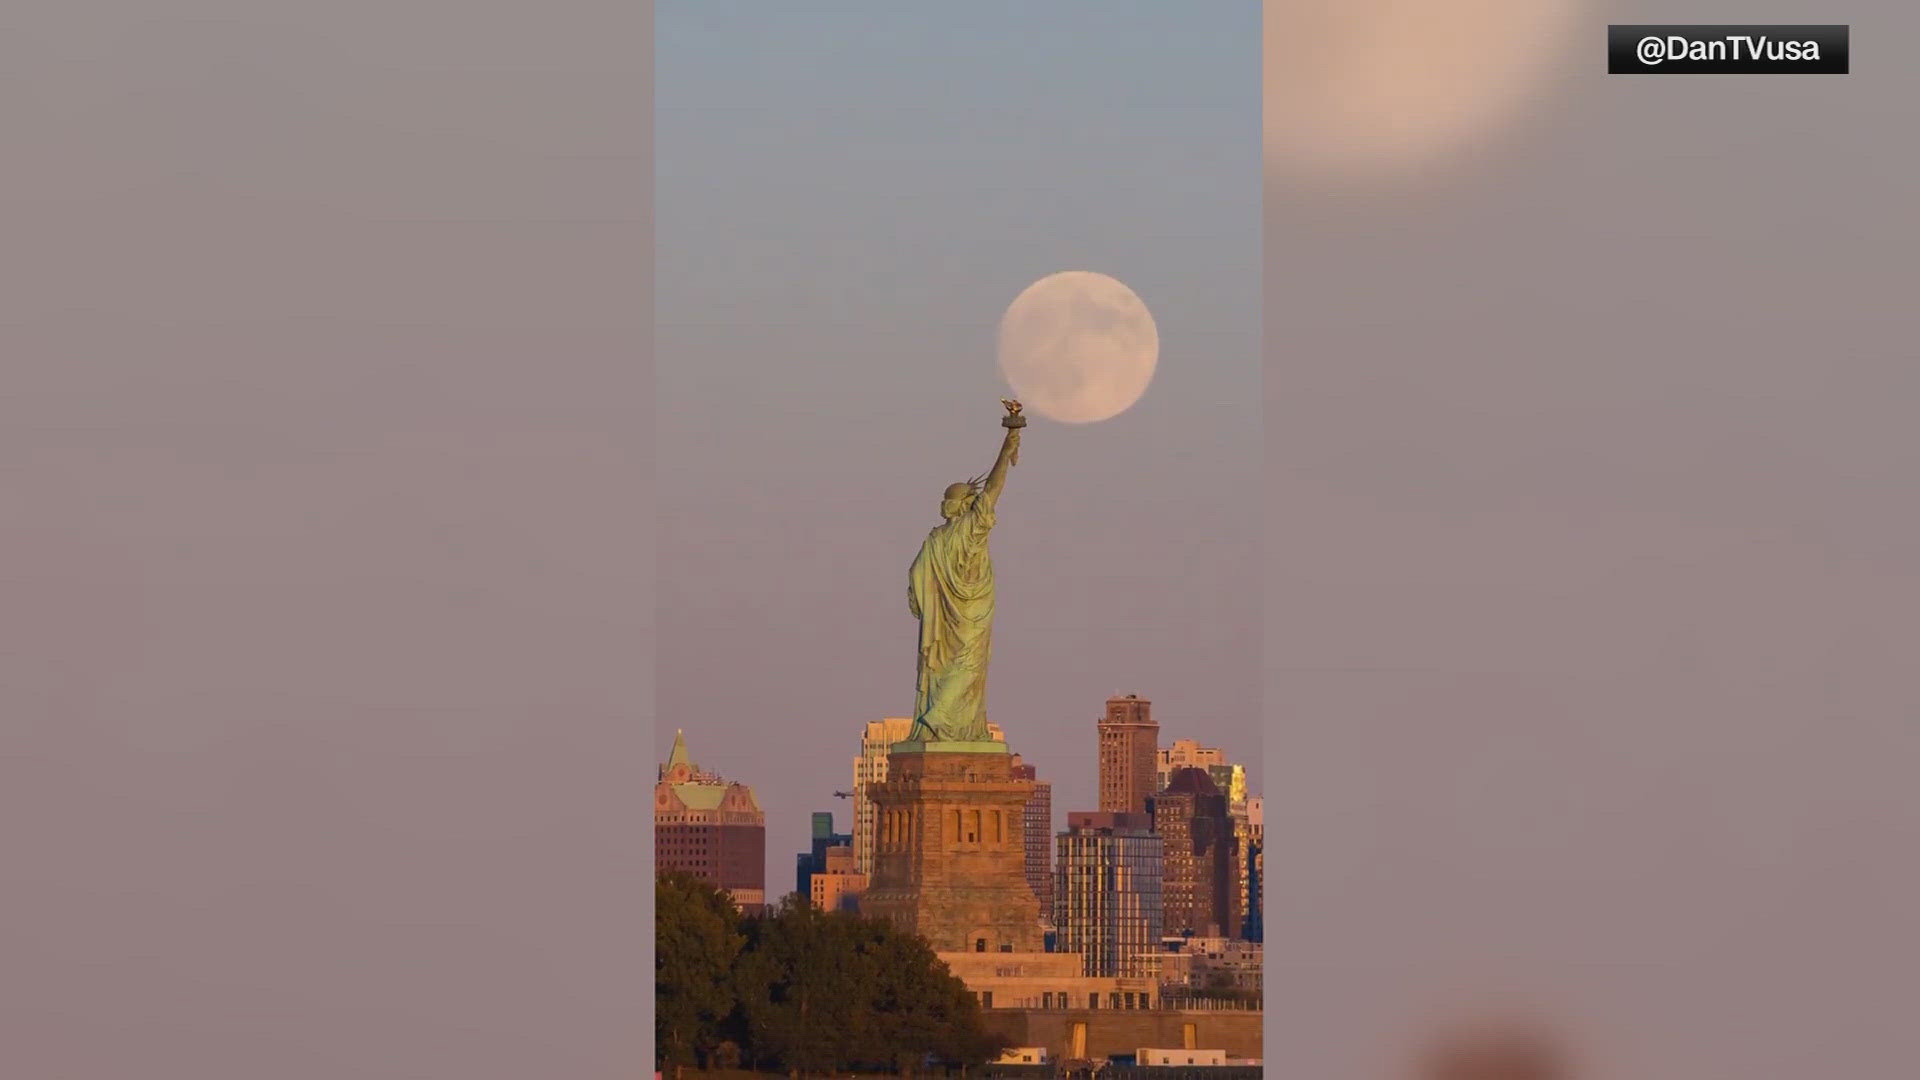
left=861, top=748, right=1042, bottom=954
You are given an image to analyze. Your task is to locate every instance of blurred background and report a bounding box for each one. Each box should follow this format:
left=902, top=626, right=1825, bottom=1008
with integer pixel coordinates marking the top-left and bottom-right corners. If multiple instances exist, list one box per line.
left=1266, top=1, right=1920, bottom=1077
left=1, top=2, right=650, bottom=1076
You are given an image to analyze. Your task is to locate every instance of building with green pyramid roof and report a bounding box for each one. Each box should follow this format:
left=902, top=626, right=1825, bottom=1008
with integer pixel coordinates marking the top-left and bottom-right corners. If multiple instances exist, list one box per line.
left=655, top=729, right=766, bottom=913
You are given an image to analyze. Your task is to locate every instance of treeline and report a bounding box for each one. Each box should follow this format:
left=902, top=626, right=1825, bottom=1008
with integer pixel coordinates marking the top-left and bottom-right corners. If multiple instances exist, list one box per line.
left=657, top=872, right=1007, bottom=1076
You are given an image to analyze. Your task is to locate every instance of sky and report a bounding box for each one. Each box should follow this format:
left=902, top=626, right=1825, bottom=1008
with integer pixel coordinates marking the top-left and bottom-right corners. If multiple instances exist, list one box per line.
left=655, top=1, right=1263, bottom=892
left=1265, top=0, right=1920, bottom=1076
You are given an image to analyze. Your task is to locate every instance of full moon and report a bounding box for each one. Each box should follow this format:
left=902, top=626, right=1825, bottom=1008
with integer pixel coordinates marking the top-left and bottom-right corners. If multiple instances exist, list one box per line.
left=997, top=271, right=1159, bottom=424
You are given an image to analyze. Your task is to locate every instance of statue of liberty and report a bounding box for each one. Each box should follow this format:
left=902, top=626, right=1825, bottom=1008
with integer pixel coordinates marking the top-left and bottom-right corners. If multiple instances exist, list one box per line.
left=906, top=399, right=1025, bottom=744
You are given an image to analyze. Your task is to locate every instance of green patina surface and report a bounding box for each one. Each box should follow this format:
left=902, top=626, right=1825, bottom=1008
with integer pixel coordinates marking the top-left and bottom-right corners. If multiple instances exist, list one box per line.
left=907, top=405, right=1024, bottom=744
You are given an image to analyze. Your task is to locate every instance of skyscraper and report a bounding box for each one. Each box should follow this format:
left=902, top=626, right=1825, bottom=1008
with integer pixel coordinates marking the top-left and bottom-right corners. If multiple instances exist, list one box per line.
left=1097, top=694, right=1158, bottom=816
left=1157, top=739, right=1248, bottom=813
left=655, top=730, right=767, bottom=914
left=1055, top=811, right=1163, bottom=978
left=852, top=718, right=913, bottom=877
left=1010, top=754, right=1053, bottom=914
left=1158, top=739, right=1254, bottom=932
left=853, top=717, right=1002, bottom=877
left=1150, top=767, right=1238, bottom=938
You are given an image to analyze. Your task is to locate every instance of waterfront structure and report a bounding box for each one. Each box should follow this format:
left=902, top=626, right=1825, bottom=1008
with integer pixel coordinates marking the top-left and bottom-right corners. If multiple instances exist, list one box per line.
left=655, top=730, right=767, bottom=913
left=940, top=949, right=1158, bottom=1014
left=981, top=1005, right=1261, bottom=1065
left=1150, top=768, right=1239, bottom=938
left=1010, top=754, right=1053, bottom=913
left=1137, top=1048, right=1230, bottom=1067
left=1054, top=811, right=1163, bottom=978
left=1097, top=694, right=1158, bottom=816
left=1155, top=937, right=1262, bottom=998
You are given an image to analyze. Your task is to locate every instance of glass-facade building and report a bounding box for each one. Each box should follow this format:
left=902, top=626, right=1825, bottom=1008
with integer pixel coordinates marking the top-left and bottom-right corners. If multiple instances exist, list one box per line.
left=1054, top=811, right=1163, bottom=978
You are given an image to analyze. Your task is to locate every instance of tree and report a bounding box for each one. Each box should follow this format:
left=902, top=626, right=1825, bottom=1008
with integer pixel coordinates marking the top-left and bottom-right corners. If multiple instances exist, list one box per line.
left=655, top=872, right=746, bottom=1077
left=736, top=896, right=869, bottom=1077
left=732, top=898, right=1006, bottom=1077
left=860, top=924, right=1005, bottom=1074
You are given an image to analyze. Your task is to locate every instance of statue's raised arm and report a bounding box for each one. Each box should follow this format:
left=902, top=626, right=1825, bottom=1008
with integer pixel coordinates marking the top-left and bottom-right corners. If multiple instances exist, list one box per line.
left=978, top=399, right=1025, bottom=510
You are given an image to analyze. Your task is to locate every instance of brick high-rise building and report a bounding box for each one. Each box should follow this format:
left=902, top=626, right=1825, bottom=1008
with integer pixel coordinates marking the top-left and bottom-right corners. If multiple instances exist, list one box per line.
left=1158, top=740, right=1255, bottom=933
left=655, top=730, right=767, bottom=914
left=1055, top=811, right=1163, bottom=978
left=1097, top=694, right=1158, bottom=816
left=1150, top=767, right=1239, bottom=938
left=1010, top=754, right=1053, bottom=915
left=1156, top=739, right=1248, bottom=813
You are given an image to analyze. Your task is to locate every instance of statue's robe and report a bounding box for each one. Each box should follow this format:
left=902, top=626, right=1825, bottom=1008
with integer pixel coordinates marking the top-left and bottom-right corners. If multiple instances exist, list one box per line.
left=908, top=496, right=995, bottom=742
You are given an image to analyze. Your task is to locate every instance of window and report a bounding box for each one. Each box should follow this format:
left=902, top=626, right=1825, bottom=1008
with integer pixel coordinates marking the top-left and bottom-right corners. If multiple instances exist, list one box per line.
left=981, top=991, right=993, bottom=1009
left=975, top=938, right=987, bottom=953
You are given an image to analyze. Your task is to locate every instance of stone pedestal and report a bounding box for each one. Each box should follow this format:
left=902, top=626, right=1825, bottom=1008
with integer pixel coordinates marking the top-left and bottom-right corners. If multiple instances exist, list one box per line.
left=861, top=744, right=1043, bottom=954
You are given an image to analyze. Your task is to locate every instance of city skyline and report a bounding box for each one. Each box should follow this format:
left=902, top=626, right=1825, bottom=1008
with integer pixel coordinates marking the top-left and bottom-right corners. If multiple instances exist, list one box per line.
left=668, top=704, right=1260, bottom=904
